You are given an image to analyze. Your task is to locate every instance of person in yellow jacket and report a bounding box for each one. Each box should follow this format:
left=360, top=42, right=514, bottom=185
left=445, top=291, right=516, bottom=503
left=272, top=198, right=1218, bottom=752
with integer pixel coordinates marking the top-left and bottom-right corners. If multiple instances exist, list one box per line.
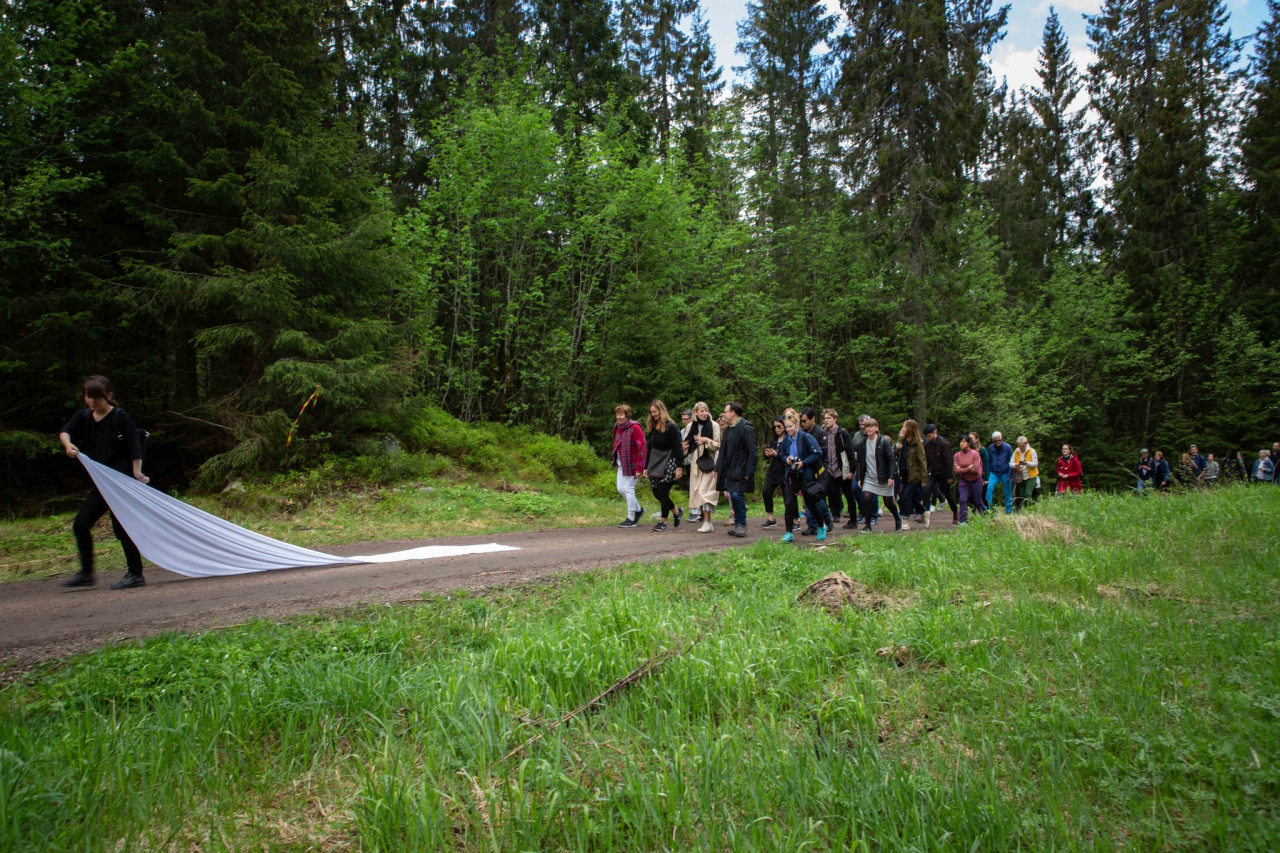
left=1013, top=436, right=1039, bottom=511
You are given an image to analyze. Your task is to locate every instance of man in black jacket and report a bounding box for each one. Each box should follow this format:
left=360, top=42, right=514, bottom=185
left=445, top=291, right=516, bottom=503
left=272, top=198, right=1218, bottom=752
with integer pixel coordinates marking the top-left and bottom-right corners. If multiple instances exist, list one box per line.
left=716, top=402, right=758, bottom=538
left=923, top=424, right=958, bottom=524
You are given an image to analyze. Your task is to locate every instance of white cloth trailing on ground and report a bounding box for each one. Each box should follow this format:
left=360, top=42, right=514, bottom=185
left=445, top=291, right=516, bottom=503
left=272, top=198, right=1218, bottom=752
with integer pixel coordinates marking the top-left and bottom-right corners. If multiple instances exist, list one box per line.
left=79, top=455, right=518, bottom=578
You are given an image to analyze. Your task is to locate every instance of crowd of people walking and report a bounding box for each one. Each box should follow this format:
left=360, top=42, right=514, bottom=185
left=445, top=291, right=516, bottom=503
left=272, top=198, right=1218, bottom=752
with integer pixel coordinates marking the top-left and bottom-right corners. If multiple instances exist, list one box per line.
left=613, top=400, right=1280, bottom=539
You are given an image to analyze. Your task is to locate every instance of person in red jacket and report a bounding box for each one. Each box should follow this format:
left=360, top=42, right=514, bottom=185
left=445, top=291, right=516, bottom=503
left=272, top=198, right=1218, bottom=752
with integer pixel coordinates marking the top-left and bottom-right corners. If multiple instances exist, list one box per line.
left=1056, top=444, right=1083, bottom=493
left=612, top=405, right=648, bottom=527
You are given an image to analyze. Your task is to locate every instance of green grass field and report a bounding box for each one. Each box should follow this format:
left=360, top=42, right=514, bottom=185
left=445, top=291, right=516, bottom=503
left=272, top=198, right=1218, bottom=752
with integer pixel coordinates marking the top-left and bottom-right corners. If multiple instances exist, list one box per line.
left=2, top=487, right=1278, bottom=851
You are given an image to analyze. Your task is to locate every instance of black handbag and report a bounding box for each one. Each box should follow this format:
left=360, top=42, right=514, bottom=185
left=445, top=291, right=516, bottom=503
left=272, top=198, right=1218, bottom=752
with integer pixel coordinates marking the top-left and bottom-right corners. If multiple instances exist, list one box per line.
left=802, top=467, right=828, bottom=498
left=696, top=451, right=716, bottom=473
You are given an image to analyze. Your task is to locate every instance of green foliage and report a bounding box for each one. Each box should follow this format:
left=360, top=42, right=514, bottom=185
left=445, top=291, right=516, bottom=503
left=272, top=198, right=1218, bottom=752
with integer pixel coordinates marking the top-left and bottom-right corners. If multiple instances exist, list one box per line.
left=1, top=0, right=1277, bottom=506
left=3, top=489, right=1279, bottom=849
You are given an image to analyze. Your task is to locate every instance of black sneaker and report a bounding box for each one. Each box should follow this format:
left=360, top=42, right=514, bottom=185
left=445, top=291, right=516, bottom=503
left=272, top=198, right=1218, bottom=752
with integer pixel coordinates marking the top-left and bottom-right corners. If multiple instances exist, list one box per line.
left=60, top=572, right=95, bottom=588
left=617, top=517, right=638, bottom=528
left=652, top=521, right=668, bottom=532
left=761, top=518, right=778, bottom=529
left=801, top=527, right=817, bottom=536
left=672, top=508, right=683, bottom=529
left=110, top=573, right=145, bottom=590
left=636, top=506, right=646, bottom=519
left=842, top=518, right=859, bottom=529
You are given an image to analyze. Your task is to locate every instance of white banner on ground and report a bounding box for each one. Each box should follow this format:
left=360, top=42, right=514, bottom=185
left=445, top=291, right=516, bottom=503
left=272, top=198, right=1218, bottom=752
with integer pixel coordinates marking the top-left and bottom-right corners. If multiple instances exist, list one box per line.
left=79, top=455, right=518, bottom=578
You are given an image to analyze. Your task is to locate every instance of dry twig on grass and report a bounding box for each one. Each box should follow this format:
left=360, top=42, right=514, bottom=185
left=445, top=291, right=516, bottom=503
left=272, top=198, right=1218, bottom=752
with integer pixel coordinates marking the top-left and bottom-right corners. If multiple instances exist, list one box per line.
left=502, top=607, right=721, bottom=762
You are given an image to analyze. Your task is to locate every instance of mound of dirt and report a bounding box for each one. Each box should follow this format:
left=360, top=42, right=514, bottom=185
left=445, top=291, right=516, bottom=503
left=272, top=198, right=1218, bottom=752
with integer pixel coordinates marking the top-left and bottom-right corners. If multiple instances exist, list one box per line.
left=797, top=572, right=897, bottom=616
left=1000, top=513, right=1082, bottom=545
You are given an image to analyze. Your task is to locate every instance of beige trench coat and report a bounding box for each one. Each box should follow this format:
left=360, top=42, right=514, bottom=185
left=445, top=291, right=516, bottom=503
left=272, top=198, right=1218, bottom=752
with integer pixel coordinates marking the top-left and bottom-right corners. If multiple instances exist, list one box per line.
left=688, top=419, right=721, bottom=509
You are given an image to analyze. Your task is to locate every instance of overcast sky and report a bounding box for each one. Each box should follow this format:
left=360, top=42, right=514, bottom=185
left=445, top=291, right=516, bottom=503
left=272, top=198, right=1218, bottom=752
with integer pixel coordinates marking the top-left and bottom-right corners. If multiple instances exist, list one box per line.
left=700, top=0, right=1273, bottom=94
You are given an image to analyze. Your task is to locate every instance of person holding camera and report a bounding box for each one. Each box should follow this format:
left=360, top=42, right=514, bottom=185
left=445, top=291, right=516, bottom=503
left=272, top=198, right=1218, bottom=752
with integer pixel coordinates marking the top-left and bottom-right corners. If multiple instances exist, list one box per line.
left=778, top=413, right=833, bottom=543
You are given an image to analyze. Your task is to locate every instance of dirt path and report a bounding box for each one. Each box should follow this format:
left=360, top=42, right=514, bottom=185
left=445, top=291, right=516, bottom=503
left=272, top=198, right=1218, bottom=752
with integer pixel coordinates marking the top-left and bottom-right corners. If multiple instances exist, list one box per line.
left=0, top=516, right=948, bottom=668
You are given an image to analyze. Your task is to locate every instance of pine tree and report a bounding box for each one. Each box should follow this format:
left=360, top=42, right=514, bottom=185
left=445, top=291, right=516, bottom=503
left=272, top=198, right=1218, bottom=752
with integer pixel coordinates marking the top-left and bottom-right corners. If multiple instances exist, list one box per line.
left=616, top=0, right=699, bottom=157
left=674, top=11, right=724, bottom=168
left=1087, top=0, right=1239, bottom=413
left=534, top=0, right=631, bottom=137
left=1027, top=7, right=1093, bottom=251
left=1241, top=0, right=1280, bottom=344
left=832, top=0, right=1007, bottom=263
left=735, top=0, right=836, bottom=226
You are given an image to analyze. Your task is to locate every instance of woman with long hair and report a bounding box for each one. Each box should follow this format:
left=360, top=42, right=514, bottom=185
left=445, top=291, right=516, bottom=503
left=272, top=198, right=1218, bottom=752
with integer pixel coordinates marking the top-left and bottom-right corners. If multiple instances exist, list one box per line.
left=760, top=416, right=787, bottom=529
left=58, top=376, right=149, bottom=589
left=899, top=419, right=928, bottom=524
left=686, top=401, right=721, bottom=533
left=1222, top=448, right=1248, bottom=483
left=643, top=401, right=684, bottom=531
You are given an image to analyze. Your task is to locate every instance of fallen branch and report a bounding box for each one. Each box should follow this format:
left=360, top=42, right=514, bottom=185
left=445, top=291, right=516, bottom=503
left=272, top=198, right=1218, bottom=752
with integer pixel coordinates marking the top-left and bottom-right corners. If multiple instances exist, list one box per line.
left=503, top=607, right=721, bottom=762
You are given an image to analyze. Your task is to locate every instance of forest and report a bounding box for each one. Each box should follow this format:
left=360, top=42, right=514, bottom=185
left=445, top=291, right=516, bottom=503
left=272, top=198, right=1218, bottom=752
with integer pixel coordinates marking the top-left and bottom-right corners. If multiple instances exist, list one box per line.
left=2, top=0, right=1278, bottom=502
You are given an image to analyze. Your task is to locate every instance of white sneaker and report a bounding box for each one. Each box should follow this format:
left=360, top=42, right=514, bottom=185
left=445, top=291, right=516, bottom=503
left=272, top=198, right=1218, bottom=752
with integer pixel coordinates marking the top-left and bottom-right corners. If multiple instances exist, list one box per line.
left=698, top=521, right=714, bottom=533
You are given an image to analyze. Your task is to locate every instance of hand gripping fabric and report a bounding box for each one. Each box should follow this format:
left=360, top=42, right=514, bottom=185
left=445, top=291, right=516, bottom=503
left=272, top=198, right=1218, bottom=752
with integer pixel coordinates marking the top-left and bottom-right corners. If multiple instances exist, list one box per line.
left=79, top=456, right=518, bottom=577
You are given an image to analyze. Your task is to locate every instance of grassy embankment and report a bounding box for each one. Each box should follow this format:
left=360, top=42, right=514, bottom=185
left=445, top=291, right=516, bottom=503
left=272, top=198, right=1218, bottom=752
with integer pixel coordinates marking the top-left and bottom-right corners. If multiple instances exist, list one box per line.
left=0, top=410, right=622, bottom=584
left=2, top=486, right=1277, bottom=850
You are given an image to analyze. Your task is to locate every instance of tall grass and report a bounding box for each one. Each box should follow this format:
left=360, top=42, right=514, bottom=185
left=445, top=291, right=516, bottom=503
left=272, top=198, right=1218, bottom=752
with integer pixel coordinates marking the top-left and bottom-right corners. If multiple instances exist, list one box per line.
left=2, top=487, right=1278, bottom=850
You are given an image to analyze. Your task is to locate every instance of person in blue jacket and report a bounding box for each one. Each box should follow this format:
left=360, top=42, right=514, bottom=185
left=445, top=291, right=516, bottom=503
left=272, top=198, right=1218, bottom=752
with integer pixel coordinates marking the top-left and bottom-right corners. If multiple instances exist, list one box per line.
left=778, top=413, right=833, bottom=543
left=985, top=431, right=1015, bottom=514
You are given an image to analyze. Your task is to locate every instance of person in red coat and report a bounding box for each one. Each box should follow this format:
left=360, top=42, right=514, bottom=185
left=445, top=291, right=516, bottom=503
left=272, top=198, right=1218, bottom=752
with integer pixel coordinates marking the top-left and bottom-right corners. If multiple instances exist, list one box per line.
left=612, top=404, right=648, bottom=527
left=1056, top=444, right=1083, bottom=493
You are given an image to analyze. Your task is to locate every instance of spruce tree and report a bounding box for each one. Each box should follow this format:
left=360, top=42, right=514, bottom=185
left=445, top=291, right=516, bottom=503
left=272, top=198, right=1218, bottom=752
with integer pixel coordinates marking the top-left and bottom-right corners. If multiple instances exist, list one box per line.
left=1087, top=0, right=1238, bottom=416
left=675, top=11, right=724, bottom=169
left=1027, top=7, right=1093, bottom=250
left=735, top=0, right=835, bottom=226
left=1241, top=0, right=1280, bottom=344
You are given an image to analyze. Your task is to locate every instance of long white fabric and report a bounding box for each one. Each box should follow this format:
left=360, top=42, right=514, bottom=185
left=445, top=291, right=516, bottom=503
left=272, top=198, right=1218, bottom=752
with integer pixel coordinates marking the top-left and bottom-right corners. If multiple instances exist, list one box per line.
left=79, top=455, right=518, bottom=578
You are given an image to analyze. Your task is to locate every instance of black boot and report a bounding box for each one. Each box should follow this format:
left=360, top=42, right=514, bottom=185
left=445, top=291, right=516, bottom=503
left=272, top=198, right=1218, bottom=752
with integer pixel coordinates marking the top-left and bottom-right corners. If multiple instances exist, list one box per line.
left=110, top=572, right=145, bottom=590
left=60, top=572, right=95, bottom=588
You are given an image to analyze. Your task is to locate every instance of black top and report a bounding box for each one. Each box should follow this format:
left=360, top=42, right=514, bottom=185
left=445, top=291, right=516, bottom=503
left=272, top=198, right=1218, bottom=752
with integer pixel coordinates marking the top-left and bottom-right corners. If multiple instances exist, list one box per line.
left=61, top=407, right=142, bottom=475
left=715, top=418, right=759, bottom=492
left=765, top=433, right=787, bottom=482
left=648, top=421, right=682, bottom=451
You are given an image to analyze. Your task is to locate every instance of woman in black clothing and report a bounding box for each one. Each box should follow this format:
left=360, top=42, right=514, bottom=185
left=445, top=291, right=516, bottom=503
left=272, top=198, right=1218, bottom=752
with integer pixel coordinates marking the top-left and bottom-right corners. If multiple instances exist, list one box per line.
left=58, top=375, right=149, bottom=589
left=760, top=416, right=787, bottom=529
left=643, top=400, right=684, bottom=532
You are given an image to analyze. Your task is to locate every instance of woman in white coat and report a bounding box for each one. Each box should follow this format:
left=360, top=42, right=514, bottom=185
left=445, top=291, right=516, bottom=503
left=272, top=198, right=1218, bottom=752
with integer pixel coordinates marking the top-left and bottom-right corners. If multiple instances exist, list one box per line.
left=685, top=401, right=721, bottom=532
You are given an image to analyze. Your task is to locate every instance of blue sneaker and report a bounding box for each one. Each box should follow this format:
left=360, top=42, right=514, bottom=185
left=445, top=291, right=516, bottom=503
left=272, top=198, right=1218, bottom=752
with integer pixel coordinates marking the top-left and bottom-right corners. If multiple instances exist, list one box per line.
left=816, top=526, right=827, bottom=542
left=780, top=532, right=795, bottom=544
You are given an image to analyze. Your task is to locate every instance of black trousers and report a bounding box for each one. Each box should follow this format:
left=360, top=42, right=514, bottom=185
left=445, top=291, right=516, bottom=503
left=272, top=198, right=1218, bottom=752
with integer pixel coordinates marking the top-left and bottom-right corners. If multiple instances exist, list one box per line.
left=73, top=488, right=143, bottom=575
left=825, top=475, right=859, bottom=520
left=925, top=474, right=957, bottom=514
left=762, top=476, right=785, bottom=515
left=784, top=477, right=832, bottom=532
left=650, top=479, right=677, bottom=518
left=902, top=482, right=927, bottom=516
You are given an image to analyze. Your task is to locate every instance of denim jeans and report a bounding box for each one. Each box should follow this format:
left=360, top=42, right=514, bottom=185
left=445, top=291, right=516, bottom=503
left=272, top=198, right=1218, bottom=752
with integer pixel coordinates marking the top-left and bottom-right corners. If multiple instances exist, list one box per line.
left=728, top=491, right=747, bottom=525
left=986, top=472, right=1013, bottom=513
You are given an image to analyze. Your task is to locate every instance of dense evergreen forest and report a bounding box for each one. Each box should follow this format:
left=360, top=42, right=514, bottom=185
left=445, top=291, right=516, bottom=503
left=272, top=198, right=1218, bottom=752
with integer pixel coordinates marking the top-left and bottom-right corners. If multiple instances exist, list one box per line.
left=2, top=0, right=1278, bottom=502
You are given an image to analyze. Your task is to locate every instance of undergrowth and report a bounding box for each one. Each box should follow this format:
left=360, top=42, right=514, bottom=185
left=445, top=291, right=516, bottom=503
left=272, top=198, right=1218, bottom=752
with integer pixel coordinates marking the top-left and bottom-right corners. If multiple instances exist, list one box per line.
left=1, top=487, right=1278, bottom=850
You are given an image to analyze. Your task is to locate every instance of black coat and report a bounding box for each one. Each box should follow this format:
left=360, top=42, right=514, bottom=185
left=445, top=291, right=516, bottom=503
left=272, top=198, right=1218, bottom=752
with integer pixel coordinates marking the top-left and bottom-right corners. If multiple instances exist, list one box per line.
left=764, top=434, right=787, bottom=484
left=856, top=434, right=899, bottom=486
left=925, top=435, right=954, bottom=477
left=716, top=418, right=759, bottom=492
